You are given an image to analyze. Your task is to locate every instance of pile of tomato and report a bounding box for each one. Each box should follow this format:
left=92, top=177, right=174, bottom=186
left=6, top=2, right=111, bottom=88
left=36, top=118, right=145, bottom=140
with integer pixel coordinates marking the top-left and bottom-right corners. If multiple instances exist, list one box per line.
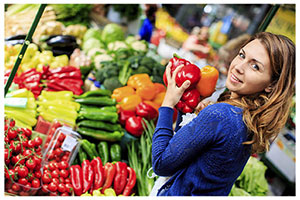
left=5, top=118, right=43, bottom=196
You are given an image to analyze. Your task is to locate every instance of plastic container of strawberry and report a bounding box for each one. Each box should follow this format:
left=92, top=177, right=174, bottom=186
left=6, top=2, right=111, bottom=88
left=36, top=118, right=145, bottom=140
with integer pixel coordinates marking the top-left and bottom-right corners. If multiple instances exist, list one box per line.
left=4, top=117, right=43, bottom=196
left=41, top=126, right=81, bottom=196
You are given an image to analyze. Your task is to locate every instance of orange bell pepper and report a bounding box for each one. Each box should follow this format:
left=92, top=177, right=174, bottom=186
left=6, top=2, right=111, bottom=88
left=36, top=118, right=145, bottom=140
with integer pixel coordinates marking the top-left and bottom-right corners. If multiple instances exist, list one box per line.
left=153, top=92, right=166, bottom=106
left=127, top=74, right=152, bottom=89
left=111, top=86, right=135, bottom=102
left=143, top=100, right=160, bottom=113
left=196, top=65, right=219, bottom=97
left=136, top=83, right=156, bottom=101
left=120, top=94, right=142, bottom=112
left=153, top=83, right=166, bottom=95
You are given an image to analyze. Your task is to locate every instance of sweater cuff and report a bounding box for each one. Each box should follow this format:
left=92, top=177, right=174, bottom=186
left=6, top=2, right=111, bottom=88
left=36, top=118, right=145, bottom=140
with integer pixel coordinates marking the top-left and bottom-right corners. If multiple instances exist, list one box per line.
left=156, top=107, right=174, bottom=129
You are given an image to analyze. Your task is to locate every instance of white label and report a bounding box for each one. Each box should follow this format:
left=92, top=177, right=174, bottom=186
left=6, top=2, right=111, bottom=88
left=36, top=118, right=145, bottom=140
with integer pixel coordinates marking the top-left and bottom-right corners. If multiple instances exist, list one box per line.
left=61, top=135, right=77, bottom=152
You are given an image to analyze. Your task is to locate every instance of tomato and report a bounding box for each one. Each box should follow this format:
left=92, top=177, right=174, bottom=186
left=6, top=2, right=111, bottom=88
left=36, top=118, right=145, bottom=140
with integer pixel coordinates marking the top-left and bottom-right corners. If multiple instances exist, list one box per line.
left=48, top=182, right=58, bottom=192
left=27, top=173, right=35, bottom=182
left=31, top=178, right=41, bottom=188
left=41, top=184, right=49, bottom=193
left=34, top=170, right=42, bottom=179
left=57, top=183, right=66, bottom=193
left=23, top=183, right=31, bottom=192
left=54, top=148, right=63, bottom=157
left=4, top=149, right=10, bottom=160
left=59, top=177, right=65, bottom=183
left=9, top=120, right=15, bottom=127
left=12, top=155, right=25, bottom=165
left=49, top=161, right=58, bottom=171
left=65, top=183, right=73, bottom=193
left=54, top=141, right=61, bottom=149
left=10, top=141, right=21, bottom=154
left=51, top=169, right=60, bottom=178
left=64, top=178, right=71, bottom=184
left=59, top=169, right=69, bottom=179
left=5, top=169, right=15, bottom=180
left=11, top=183, right=21, bottom=192
left=4, top=136, right=10, bottom=144
left=18, top=177, right=28, bottom=185
left=23, top=128, right=32, bottom=137
left=43, top=164, right=49, bottom=171
left=52, top=177, right=60, bottom=185
left=50, top=191, right=59, bottom=196
left=58, top=160, right=69, bottom=170
left=27, top=140, right=35, bottom=148
left=61, top=192, right=69, bottom=196
left=61, top=154, right=69, bottom=162
left=23, top=149, right=33, bottom=157
left=7, top=129, right=17, bottom=140
left=21, top=140, right=28, bottom=148
left=58, top=133, right=66, bottom=142
left=33, top=156, right=42, bottom=166
left=26, top=159, right=36, bottom=170
left=34, top=136, right=43, bottom=146
left=42, top=173, right=51, bottom=184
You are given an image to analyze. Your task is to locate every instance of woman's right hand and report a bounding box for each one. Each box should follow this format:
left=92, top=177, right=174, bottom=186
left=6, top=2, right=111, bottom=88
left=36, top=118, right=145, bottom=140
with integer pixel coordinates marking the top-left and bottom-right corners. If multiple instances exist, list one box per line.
left=194, top=100, right=212, bottom=114
left=161, top=62, right=191, bottom=109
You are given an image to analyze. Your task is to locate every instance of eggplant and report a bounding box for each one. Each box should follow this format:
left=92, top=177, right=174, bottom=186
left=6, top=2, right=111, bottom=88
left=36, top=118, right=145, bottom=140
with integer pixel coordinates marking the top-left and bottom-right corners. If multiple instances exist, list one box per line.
left=51, top=47, right=75, bottom=58
left=5, top=34, right=26, bottom=41
left=46, top=35, right=78, bottom=48
left=5, top=39, right=25, bottom=46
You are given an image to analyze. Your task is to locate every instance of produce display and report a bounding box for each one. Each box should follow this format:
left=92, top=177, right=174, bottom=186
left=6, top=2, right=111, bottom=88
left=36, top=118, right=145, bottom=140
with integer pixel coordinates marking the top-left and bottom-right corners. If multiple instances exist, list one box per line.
left=4, top=4, right=256, bottom=197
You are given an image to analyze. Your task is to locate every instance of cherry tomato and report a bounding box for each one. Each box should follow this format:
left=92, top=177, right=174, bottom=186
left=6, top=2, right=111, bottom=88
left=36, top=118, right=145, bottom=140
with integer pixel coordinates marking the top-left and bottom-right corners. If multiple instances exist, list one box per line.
left=35, top=170, right=42, bottom=179
left=61, top=155, right=69, bottom=162
left=12, top=155, right=25, bottom=165
left=59, top=169, right=69, bottom=179
left=9, top=120, right=15, bottom=127
left=23, top=182, right=31, bottom=192
left=49, top=161, right=58, bottom=171
left=49, top=191, right=59, bottom=196
left=11, top=183, right=21, bottom=192
left=4, top=136, right=10, bottom=144
left=5, top=169, right=15, bottom=180
left=59, top=177, right=65, bottom=183
left=48, top=182, right=58, bottom=192
left=41, top=184, right=49, bottom=193
left=18, top=177, right=28, bottom=185
left=52, top=177, right=60, bottom=185
left=34, top=136, right=43, bottom=146
left=10, top=141, right=21, bottom=154
left=33, top=156, right=42, bottom=166
left=58, top=160, right=69, bottom=170
left=23, top=128, right=32, bottom=137
left=54, top=141, right=61, bottom=149
left=27, top=173, right=35, bottom=182
left=57, top=133, right=66, bottom=142
left=27, top=140, right=35, bottom=148
left=64, top=178, right=71, bottom=184
left=7, top=129, right=17, bottom=140
left=61, top=192, right=69, bottom=196
left=23, top=149, right=33, bottom=157
left=65, top=183, right=73, bottom=193
left=57, top=183, right=66, bottom=193
left=31, top=178, right=41, bottom=188
left=42, top=173, right=51, bottom=184
left=54, top=148, right=63, bottom=157
left=4, top=149, right=10, bottom=160
left=26, top=158, right=36, bottom=170
left=51, top=169, right=60, bottom=178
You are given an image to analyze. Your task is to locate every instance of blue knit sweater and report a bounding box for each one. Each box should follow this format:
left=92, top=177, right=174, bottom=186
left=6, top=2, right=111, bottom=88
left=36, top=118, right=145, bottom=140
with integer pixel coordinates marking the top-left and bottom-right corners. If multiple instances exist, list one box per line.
left=152, top=103, right=251, bottom=196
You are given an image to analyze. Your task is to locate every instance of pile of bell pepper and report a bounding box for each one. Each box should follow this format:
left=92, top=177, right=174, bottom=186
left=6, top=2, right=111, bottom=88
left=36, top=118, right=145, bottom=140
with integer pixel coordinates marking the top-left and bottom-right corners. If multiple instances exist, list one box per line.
left=163, top=55, right=219, bottom=113
left=75, top=89, right=124, bottom=142
left=36, top=90, right=80, bottom=127
left=71, top=157, right=136, bottom=196
left=42, top=66, right=84, bottom=95
left=11, top=68, right=44, bottom=98
left=4, top=88, right=37, bottom=129
left=112, top=74, right=166, bottom=137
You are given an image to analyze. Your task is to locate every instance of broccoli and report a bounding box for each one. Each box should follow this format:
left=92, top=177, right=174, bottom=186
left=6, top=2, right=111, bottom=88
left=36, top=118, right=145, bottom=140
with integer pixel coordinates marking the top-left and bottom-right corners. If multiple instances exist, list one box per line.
left=95, top=63, right=119, bottom=83
left=132, top=66, right=151, bottom=75
left=103, top=76, right=123, bottom=91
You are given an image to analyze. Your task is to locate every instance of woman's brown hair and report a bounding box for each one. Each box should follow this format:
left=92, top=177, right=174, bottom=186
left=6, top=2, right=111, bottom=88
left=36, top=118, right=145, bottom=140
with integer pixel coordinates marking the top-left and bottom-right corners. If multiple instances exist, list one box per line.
left=219, top=32, right=295, bottom=153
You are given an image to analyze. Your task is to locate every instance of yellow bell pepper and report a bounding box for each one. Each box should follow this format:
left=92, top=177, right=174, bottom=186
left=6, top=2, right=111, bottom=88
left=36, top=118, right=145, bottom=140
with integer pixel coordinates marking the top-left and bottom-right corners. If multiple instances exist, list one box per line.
left=136, top=83, right=156, bottom=101
left=120, top=94, right=142, bottom=111
left=153, top=92, right=166, bottom=106
left=111, top=86, right=135, bottom=102
left=127, top=74, right=152, bottom=89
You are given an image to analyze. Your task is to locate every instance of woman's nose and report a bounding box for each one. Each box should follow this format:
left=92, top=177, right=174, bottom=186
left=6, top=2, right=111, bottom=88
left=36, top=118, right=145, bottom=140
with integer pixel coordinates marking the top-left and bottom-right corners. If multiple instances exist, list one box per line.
left=234, top=62, right=245, bottom=74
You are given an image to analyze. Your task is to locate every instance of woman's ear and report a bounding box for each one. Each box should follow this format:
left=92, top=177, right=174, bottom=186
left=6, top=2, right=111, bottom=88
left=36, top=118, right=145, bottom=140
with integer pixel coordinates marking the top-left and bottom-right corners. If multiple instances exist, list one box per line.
left=265, top=81, right=276, bottom=93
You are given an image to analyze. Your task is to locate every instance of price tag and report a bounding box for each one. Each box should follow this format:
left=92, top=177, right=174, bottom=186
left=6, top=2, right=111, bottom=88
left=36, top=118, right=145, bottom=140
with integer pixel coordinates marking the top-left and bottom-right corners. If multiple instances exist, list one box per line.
left=61, top=135, right=77, bottom=152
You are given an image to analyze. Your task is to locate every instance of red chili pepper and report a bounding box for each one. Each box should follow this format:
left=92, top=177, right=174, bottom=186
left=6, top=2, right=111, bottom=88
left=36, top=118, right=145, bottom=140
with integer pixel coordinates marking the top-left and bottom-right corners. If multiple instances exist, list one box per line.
left=49, top=66, right=79, bottom=74
left=19, top=68, right=37, bottom=80
left=125, top=116, right=145, bottom=137
left=46, top=82, right=67, bottom=91
left=91, top=157, right=104, bottom=190
left=163, top=55, right=191, bottom=86
left=48, top=70, right=82, bottom=80
left=122, top=167, right=136, bottom=196
left=136, top=102, right=158, bottom=120
left=119, top=109, right=136, bottom=126
left=101, top=162, right=116, bottom=193
left=70, top=165, right=83, bottom=196
left=113, top=161, right=128, bottom=195
left=82, top=160, right=94, bottom=194
left=23, top=73, right=42, bottom=83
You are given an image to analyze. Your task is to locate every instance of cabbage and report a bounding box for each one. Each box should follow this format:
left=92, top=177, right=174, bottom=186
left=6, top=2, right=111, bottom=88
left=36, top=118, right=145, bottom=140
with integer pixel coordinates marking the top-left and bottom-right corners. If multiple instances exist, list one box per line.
left=82, top=38, right=104, bottom=53
left=83, top=28, right=102, bottom=42
left=101, top=23, right=125, bottom=45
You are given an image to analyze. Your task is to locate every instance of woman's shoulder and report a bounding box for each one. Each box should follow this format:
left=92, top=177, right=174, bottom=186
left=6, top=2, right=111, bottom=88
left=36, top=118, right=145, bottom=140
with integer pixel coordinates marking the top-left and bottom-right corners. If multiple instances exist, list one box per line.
left=204, top=102, right=242, bottom=113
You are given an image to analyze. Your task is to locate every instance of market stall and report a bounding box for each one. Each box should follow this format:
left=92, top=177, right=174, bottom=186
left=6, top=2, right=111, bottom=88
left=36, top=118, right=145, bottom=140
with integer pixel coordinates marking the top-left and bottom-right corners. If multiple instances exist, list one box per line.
left=4, top=3, right=295, bottom=197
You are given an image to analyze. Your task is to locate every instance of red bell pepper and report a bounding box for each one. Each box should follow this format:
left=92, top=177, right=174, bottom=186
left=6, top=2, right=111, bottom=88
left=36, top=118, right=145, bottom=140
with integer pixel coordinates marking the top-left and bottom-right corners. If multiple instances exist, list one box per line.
left=48, top=70, right=82, bottom=80
left=82, top=160, right=94, bottom=194
left=70, top=165, right=83, bottom=196
left=136, top=102, right=158, bottom=120
left=119, top=109, right=136, bottom=126
left=176, top=89, right=201, bottom=113
left=122, top=167, right=136, bottom=196
left=125, top=116, right=145, bottom=137
left=175, top=64, right=201, bottom=90
left=91, top=157, right=104, bottom=190
left=101, top=162, right=116, bottom=193
left=113, top=161, right=128, bottom=195
left=49, top=66, right=79, bottom=74
left=163, top=55, right=191, bottom=86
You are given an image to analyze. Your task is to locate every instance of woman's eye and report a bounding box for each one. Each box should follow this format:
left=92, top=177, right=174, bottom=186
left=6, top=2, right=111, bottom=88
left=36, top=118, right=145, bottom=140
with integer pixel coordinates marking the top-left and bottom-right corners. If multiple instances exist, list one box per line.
left=238, top=52, right=245, bottom=59
left=252, top=64, right=259, bottom=70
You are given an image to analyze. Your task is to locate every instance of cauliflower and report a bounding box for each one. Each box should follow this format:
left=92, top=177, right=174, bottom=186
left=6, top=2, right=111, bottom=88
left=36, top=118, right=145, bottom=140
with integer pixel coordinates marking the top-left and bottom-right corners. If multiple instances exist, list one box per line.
left=94, top=54, right=113, bottom=70
left=87, top=48, right=106, bottom=59
left=107, top=41, right=128, bottom=51
left=131, top=40, right=148, bottom=52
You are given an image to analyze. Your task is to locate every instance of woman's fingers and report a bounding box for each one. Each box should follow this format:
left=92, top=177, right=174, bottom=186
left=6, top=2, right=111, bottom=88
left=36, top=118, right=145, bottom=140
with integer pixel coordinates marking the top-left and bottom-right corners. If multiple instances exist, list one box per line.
left=165, top=62, right=172, bottom=82
left=172, top=64, right=184, bottom=81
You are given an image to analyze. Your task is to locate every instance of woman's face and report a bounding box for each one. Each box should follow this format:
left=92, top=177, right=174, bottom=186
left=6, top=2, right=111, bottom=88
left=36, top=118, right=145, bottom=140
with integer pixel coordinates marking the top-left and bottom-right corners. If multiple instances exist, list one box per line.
left=226, top=39, right=273, bottom=98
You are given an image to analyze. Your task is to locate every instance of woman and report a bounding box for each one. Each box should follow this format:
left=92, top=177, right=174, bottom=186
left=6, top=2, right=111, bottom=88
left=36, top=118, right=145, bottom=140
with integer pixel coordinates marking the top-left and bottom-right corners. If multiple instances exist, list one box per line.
left=151, top=32, right=295, bottom=196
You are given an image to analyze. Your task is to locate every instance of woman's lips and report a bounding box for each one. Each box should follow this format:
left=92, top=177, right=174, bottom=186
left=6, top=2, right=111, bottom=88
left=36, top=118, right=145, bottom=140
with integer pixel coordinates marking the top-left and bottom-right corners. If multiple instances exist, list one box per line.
left=230, top=74, right=242, bottom=83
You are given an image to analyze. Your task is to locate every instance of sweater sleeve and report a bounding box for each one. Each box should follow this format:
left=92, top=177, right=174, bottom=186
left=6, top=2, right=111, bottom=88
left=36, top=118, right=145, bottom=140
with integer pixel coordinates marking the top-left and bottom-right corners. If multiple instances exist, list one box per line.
left=152, top=105, right=227, bottom=176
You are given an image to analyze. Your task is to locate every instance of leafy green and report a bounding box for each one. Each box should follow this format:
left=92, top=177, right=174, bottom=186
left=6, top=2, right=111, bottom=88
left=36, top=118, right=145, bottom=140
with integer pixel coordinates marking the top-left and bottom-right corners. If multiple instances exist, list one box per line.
left=230, top=156, right=269, bottom=196
left=118, top=60, right=132, bottom=85
left=51, top=4, right=93, bottom=27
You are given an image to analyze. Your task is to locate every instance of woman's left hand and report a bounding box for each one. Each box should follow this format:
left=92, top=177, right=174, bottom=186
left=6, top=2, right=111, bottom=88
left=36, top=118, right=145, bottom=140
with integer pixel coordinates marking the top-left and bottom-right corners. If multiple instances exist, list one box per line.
left=161, top=62, right=191, bottom=108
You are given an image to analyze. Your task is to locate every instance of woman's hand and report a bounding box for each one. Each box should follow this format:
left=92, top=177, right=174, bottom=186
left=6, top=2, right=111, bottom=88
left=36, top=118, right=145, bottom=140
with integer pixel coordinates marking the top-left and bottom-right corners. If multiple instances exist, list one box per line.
left=161, top=62, right=191, bottom=108
left=194, top=100, right=212, bottom=114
